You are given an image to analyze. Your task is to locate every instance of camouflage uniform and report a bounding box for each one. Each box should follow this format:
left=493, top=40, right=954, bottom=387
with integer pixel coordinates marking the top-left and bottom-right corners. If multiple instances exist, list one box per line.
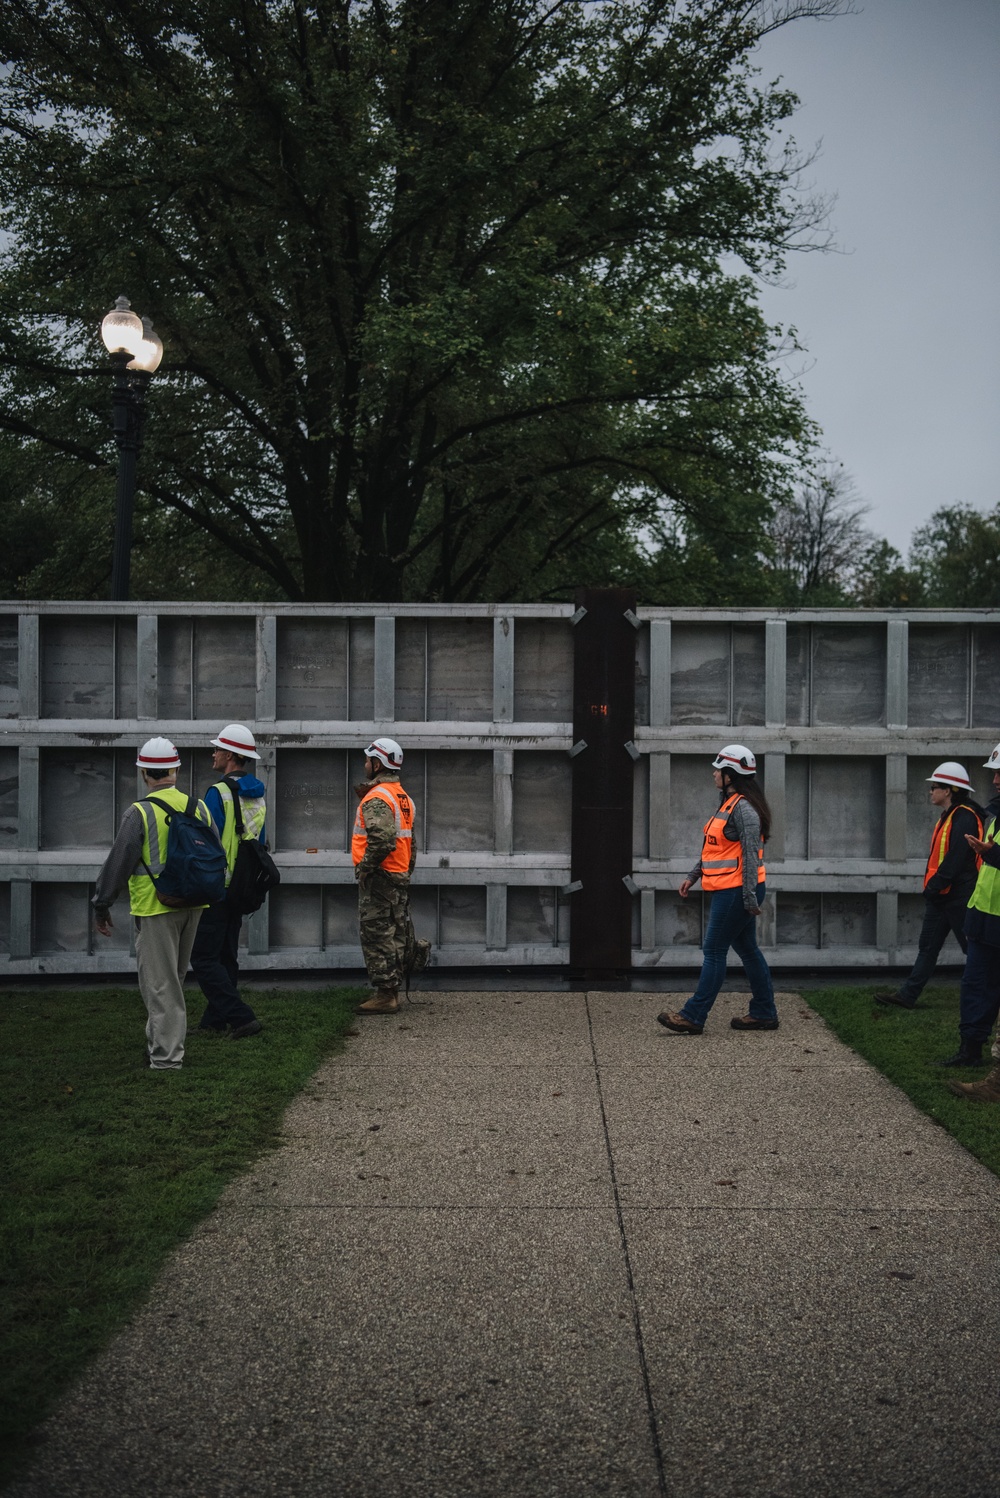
left=355, top=771, right=415, bottom=992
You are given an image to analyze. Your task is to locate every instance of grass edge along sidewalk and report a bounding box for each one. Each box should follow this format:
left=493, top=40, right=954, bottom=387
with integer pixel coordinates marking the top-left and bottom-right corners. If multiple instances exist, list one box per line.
left=804, top=983, right=1000, bottom=1181
left=0, top=983, right=365, bottom=1491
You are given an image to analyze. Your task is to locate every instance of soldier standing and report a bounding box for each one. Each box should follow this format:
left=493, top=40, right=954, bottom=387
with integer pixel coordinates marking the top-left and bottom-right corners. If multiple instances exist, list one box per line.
left=353, top=737, right=415, bottom=1015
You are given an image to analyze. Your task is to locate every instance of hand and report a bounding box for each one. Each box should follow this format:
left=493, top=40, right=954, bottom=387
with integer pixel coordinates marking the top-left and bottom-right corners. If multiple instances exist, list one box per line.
left=966, top=834, right=996, bottom=856
left=678, top=879, right=693, bottom=898
left=95, top=911, right=113, bottom=937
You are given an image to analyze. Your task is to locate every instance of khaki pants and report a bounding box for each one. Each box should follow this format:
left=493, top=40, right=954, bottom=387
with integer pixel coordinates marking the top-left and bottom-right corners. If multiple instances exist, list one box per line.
left=135, top=907, right=204, bottom=1069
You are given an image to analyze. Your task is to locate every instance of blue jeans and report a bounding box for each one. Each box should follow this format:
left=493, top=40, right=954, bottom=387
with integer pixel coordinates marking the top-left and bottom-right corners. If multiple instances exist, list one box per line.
left=899, top=893, right=969, bottom=1003
left=681, top=884, right=776, bottom=1028
left=958, top=939, right=1000, bottom=1048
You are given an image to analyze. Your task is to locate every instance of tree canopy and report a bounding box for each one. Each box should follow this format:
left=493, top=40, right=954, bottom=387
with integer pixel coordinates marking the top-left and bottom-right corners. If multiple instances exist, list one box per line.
left=0, top=0, right=843, bottom=602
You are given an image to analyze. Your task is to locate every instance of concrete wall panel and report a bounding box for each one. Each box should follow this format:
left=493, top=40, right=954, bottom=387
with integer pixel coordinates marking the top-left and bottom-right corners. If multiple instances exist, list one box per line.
left=512, top=753, right=572, bottom=855
left=192, top=618, right=255, bottom=722
left=908, top=626, right=969, bottom=727
left=39, top=749, right=115, bottom=849
left=732, top=626, right=766, bottom=727
left=35, top=883, right=90, bottom=954
left=822, top=894, right=876, bottom=947
left=322, top=886, right=358, bottom=948
left=40, top=619, right=119, bottom=719
left=972, top=627, right=1000, bottom=729
left=777, top=892, right=820, bottom=946
left=514, top=620, right=573, bottom=722
left=653, top=890, right=702, bottom=947
left=425, top=751, right=492, bottom=851
left=811, top=626, right=886, bottom=727
left=274, top=749, right=349, bottom=853
left=808, top=758, right=884, bottom=859
left=275, top=619, right=349, bottom=720
left=394, top=620, right=430, bottom=721
left=670, top=625, right=730, bottom=725
left=426, top=621, right=492, bottom=721
left=440, top=886, right=487, bottom=945
left=507, top=887, right=559, bottom=947
left=669, top=756, right=715, bottom=865
left=270, top=885, right=320, bottom=949
left=0, top=881, right=9, bottom=952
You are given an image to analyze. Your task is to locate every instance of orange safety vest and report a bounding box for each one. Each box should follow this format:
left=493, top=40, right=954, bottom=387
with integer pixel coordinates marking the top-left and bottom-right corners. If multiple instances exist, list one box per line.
left=924, top=804, right=983, bottom=892
left=352, top=780, right=414, bottom=874
left=700, top=791, right=765, bottom=892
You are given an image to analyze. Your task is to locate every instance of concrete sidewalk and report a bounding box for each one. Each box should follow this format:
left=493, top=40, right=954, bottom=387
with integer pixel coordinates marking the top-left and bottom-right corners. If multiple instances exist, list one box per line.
left=10, top=991, right=1000, bottom=1498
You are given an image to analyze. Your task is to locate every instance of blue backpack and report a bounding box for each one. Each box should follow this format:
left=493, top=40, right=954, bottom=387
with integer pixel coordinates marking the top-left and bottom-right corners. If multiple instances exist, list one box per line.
left=144, top=796, right=227, bottom=908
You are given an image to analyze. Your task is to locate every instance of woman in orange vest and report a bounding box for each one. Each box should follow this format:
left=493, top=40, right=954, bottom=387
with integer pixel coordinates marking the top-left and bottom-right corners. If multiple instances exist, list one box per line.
left=658, top=744, right=778, bottom=1035
left=875, top=761, right=984, bottom=1014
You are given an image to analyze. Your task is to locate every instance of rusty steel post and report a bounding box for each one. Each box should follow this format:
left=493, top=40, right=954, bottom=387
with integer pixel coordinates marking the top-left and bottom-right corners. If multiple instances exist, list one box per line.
left=568, top=586, right=637, bottom=980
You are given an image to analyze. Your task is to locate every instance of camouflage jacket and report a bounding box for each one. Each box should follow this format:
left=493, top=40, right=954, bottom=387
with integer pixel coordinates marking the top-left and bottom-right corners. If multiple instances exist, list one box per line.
left=355, top=770, right=417, bottom=878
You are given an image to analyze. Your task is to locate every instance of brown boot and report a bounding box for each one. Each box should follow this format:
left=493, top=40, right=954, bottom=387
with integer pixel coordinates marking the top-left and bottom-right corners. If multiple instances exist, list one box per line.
left=358, top=988, right=399, bottom=1015
left=946, top=1064, right=1000, bottom=1103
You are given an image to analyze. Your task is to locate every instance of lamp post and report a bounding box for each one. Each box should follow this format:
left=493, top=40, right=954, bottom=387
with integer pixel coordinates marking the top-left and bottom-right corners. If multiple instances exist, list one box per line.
left=100, top=295, right=163, bottom=601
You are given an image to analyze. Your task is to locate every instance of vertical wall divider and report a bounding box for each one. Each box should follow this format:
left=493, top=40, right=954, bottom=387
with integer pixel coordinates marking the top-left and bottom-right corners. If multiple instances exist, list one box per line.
left=648, top=619, right=670, bottom=728
left=640, top=888, right=656, bottom=951
left=256, top=615, right=277, bottom=722
left=486, top=884, right=507, bottom=950
left=876, top=892, right=898, bottom=954
left=765, top=751, right=786, bottom=862
left=17, top=613, right=39, bottom=720
left=17, top=746, right=39, bottom=851
left=493, top=749, right=513, bottom=856
left=493, top=614, right=514, bottom=723
left=373, top=616, right=395, bottom=722
left=765, top=618, right=786, bottom=728
left=885, top=755, right=908, bottom=862
left=886, top=618, right=908, bottom=730
left=9, top=881, right=32, bottom=960
left=136, top=614, right=158, bottom=720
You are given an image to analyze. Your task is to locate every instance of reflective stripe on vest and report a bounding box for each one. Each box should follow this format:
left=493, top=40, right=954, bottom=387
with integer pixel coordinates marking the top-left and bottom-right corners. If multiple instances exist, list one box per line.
left=700, top=791, right=765, bottom=893
left=352, top=781, right=414, bottom=874
left=968, top=817, right=1000, bottom=919
left=924, top=804, right=983, bottom=893
left=127, top=787, right=213, bottom=918
left=215, top=781, right=267, bottom=886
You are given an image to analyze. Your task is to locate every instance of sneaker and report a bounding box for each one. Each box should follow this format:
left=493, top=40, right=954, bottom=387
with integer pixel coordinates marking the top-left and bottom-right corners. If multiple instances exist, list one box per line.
left=874, top=991, right=916, bottom=1009
left=230, top=1019, right=263, bottom=1040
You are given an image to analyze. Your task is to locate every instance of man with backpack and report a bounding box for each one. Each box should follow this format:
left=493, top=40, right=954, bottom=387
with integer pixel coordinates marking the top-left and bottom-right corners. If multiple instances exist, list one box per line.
left=189, top=723, right=270, bottom=1040
left=93, top=737, right=223, bottom=1070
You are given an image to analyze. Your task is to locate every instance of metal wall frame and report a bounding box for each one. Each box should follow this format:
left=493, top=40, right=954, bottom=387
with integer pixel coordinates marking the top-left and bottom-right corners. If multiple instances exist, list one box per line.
left=1, top=602, right=997, bottom=976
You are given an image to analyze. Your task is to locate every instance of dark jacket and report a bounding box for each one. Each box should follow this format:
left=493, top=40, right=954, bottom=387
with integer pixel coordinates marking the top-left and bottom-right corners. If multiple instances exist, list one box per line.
left=924, top=802, right=984, bottom=904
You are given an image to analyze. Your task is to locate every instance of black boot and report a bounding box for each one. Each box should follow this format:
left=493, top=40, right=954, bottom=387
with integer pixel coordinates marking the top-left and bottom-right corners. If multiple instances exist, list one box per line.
left=935, top=1042, right=984, bottom=1067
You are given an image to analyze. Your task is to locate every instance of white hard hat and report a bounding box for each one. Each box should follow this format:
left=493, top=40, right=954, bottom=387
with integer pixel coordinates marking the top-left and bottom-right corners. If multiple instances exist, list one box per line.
left=210, top=724, right=260, bottom=761
left=137, top=736, right=181, bottom=770
left=365, top=736, right=403, bottom=770
left=712, top=743, right=757, bottom=776
left=984, top=743, right=1000, bottom=771
left=926, top=762, right=972, bottom=791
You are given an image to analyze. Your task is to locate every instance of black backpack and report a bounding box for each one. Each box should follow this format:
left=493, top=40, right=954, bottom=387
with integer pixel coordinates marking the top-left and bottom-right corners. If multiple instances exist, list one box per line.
left=223, top=777, right=280, bottom=916
left=143, top=795, right=228, bottom=908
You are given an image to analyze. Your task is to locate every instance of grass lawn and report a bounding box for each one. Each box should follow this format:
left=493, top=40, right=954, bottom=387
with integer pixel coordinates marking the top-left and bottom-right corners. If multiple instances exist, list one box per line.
left=0, top=983, right=365, bottom=1489
left=804, top=982, right=1000, bottom=1179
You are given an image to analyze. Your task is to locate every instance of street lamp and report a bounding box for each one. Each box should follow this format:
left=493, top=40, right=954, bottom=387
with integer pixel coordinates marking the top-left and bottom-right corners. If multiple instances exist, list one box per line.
left=100, top=294, right=163, bottom=601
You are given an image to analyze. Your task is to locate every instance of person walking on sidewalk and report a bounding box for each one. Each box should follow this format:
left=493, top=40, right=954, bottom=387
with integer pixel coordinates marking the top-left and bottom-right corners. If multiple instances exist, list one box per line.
left=190, top=723, right=267, bottom=1041
left=353, top=737, right=415, bottom=1016
left=876, top=762, right=984, bottom=1010
left=658, top=744, right=779, bottom=1036
left=941, top=742, right=1000, bottom=1087
left=93, top=737, right=216, bottom=1070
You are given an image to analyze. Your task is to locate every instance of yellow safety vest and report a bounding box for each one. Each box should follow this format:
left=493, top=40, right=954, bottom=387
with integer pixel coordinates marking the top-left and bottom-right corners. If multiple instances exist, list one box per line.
left=128, top=787, right=214, bottom=918
left=213, top=781, right=267, bottom=887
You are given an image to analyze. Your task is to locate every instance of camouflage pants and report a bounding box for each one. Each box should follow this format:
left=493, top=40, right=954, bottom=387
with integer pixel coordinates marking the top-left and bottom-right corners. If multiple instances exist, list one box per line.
left=358, top=870, right=410, bottom=990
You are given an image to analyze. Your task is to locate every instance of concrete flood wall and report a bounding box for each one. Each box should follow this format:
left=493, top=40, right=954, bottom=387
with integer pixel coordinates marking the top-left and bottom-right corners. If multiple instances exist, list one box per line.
left=0, top=602, right=997, bottom=976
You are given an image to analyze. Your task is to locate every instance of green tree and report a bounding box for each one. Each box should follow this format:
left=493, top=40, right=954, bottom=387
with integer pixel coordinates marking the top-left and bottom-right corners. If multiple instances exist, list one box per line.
left=908, top=503, right=1000, bottom=607
left=0, top=0, right=840, bottom=603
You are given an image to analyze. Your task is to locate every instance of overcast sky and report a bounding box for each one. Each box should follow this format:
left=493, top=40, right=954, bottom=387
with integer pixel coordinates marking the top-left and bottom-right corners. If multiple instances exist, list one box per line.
left=753, top=0, right=1000, bottom=554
